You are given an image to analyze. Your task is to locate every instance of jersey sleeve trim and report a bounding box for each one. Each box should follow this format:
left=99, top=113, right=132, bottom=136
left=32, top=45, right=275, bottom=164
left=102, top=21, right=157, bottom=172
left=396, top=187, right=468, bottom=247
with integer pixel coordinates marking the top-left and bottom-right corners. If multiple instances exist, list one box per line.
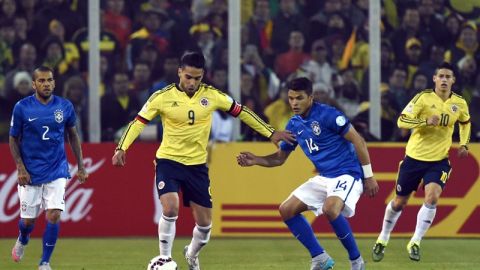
left=228, top=101, right=242, bottom=117
left=135, top=115, right=150, bottom=124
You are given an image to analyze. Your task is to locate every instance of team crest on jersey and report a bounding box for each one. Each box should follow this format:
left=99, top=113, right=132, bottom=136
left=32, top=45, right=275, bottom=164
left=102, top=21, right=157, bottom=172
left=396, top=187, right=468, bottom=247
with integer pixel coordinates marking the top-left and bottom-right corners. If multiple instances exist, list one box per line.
left=157, top=181, right=165, bottom=190
left=451, top=104, right=458, bottom=113
left=311, top=121, right=321, bottom=135
left=200, top=97, right=209, bottom=107
left=54, top=109, right=63, bottom=123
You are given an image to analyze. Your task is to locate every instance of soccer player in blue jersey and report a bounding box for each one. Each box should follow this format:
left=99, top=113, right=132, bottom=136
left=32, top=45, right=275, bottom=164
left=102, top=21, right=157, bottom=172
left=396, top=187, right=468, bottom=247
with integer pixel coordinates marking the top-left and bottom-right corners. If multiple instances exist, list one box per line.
left=237, top=77, right=379, bottom=270
left=372, top=62, right=471, bottom=262
left=9, top=66, right=88, bottom=270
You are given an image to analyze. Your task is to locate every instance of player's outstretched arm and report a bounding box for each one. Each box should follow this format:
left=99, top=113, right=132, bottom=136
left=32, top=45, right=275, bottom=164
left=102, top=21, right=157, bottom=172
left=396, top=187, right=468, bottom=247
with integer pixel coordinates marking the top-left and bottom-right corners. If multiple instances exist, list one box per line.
left=67, top=126, right=88, bottom=183
left=343, top=125, right=379, bottom=198
left=237, top=150, right=290, bottom=167
left=112, top=117, right=147, bottom=167
left=9, top=135, right=30, bottom=186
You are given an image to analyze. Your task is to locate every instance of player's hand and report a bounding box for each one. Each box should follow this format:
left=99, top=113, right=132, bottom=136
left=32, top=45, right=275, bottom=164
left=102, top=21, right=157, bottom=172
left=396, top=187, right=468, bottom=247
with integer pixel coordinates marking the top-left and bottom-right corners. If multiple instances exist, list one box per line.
left=363, top=177, right=379, bottom=198
left=427, top=115, right=440, bottom=126
left=77, top=167, right=88, bottom=184
left=270, top=130, right=295, bottom=146
left=112, top=149, right=126, bottom=166
left=458, top=146, right=468, bottom=158
left=17, top=165, right=30, bottom=186
left=237, top=152, right=258, bottom=167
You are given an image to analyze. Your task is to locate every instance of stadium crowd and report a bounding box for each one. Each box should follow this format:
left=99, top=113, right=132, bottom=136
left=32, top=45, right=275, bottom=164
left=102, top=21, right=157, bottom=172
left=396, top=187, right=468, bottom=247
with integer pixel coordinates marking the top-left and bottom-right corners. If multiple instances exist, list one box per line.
left=0, top=0, right=479, bottom=143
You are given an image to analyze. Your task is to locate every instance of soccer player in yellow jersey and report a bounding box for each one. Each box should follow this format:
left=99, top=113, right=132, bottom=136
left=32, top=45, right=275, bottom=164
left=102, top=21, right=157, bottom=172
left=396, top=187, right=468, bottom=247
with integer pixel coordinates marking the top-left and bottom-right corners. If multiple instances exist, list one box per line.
left=372, top=62, right=471, bottom=262
left=111, top=51, right=294, bottom=269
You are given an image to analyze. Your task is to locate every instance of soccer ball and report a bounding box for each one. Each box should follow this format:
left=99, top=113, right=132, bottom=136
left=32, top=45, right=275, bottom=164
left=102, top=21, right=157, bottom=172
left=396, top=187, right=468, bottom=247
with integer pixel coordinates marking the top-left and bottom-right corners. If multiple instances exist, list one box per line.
left=147, top=255, right=177, bottom=270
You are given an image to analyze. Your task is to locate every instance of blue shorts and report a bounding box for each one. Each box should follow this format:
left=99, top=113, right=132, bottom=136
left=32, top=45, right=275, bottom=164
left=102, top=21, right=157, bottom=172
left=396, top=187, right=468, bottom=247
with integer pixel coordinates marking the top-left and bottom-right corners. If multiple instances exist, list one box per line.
left=155, top=158, right=212, bottom=208
left=395, top=156, right=451, bottom=196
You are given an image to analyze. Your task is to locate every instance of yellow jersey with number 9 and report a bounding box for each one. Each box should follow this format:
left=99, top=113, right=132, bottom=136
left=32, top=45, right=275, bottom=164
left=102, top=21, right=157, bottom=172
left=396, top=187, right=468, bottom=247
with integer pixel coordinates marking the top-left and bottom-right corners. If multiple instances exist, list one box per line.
left=138, top=83, right=239, bottom=165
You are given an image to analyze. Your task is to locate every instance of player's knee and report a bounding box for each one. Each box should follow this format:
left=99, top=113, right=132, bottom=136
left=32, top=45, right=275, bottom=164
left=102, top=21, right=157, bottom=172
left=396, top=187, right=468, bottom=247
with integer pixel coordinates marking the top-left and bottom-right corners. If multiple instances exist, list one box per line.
left=278, top=203, right=294, bottom=220
left=392, top=198, right=408, bottom=211
left=46, top=211, right=61, bottom=223
left=322, top=206, right=340, bottom=221
left=425, top=196, right=438, bottom=206
left=22, top=218, right=36, bottom=227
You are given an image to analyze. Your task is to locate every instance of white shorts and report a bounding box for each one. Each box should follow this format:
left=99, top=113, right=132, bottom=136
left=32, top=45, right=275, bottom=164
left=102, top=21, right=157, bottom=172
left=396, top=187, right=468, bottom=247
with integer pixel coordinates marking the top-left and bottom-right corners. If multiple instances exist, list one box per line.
left=17, top=178, right=67, bottom=218
left=291, top=174, right=363, bottom=218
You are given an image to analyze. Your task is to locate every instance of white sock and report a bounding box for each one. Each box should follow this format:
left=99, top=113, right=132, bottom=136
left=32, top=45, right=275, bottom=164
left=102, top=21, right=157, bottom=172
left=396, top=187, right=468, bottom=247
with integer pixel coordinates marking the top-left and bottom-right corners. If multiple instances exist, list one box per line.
left=158, top=214, right=177, bottom=257
left=411, top=203, right=436, bottom=243
left=187, top=223, right=212, bottom=257
left=378, top=201, right=402, bottom=243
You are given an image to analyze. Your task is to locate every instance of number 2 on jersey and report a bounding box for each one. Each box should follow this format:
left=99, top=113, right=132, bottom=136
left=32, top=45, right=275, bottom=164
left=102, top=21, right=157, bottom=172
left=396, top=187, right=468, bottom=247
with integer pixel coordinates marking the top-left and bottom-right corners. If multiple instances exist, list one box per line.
left=305, top=138, right=319, bottom=153
left=42, top=126, right=50, bottom=140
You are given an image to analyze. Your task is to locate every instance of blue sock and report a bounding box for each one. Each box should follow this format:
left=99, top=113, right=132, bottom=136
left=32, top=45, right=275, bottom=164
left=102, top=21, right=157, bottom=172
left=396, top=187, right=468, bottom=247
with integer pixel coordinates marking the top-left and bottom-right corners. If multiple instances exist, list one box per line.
left=18, top=219, right=34, bottom=245
left=330, top=215, right=360, bottom=260
left=285, top=214, right=324, bottom=257
left=40, top=222, right=59, bottom=265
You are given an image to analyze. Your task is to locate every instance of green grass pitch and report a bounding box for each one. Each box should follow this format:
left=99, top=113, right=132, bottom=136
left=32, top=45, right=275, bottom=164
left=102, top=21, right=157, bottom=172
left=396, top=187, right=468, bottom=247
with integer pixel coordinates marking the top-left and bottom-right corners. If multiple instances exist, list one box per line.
left=1, top=238, right=479, bottom=269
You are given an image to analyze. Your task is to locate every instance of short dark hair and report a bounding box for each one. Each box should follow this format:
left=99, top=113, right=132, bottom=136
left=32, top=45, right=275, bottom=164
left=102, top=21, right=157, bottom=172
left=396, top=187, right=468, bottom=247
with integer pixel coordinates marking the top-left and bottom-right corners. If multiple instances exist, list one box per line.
left=435, top=62, right=455, bottom=76
left=33, top=66, right=54, bottom=80
left=286, top=77, right=312, bottom=95
left=180, top=51, right=205, bottom=69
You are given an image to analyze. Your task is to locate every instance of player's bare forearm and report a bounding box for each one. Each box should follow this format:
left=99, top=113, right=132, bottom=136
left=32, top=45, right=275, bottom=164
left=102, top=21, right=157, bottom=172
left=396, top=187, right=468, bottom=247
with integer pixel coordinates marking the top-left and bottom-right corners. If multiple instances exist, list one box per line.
left=237, top=150, right=289, bottom=167
left=9, top=136, right=25, bottom=168
left=67, top=127, right=85, bottom=169
left=344, top=126, right=371, bottom=165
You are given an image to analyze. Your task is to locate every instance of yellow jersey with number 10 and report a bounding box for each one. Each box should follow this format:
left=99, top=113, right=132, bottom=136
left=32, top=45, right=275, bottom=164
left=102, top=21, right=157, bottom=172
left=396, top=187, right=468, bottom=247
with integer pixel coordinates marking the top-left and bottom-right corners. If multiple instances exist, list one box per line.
left=399, top=90, right=470, bottom=161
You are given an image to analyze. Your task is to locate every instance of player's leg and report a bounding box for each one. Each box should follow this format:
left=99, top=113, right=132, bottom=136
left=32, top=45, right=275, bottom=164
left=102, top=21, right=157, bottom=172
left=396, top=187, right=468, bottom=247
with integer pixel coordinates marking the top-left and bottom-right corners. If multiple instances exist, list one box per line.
left=155, top=159, right=183, bottom=259
left=323, top=175, right=364, bottom=270
left=184, top=163, right=212, bottom=270
left=373, top=157, right=423, bottom=262
left=283, top=176, right=334, bottom=270
left=408, top=159, right=449, bottom=261
left=12, top=184, right=42, bottom=262
left=39, top=178, right=67, bottom=268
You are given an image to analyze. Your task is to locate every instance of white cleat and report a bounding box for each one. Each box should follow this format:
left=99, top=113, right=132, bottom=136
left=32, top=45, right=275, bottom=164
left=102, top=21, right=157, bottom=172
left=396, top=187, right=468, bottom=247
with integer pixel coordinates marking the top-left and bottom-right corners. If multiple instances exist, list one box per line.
left=183, top=245, right=200, bottom=270
left=11, top=239, right=25, bottom=262
left=38, top=262, right=52, bottom=270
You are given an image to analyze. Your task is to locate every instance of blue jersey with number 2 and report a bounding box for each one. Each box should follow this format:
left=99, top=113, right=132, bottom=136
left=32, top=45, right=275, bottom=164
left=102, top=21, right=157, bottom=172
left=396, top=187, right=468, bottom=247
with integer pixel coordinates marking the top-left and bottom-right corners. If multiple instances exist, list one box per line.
left=10, top=95, right=76, bottom=185
left=280, top=102, right=362, bottom=179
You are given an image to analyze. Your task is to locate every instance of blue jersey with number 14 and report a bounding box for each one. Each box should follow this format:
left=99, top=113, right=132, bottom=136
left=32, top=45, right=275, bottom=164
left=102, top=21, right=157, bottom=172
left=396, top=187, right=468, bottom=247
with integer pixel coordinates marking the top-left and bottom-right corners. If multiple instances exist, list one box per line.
left=9, top=95, right=76, bottom=185
left=280, top=102, right=363, bottom=179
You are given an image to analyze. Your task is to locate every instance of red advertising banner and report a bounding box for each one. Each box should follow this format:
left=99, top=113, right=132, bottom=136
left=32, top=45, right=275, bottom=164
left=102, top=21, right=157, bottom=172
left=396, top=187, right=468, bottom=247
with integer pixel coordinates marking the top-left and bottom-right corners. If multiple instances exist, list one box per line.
left=1, top=143, right=479, bottom=237
left=0, top=143, right=195, bottom=237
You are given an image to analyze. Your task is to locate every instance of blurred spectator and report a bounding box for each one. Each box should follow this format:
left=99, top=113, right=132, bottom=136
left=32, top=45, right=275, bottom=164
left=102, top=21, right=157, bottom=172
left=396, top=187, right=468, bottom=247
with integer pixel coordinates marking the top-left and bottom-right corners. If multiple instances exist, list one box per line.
left=410, top=71, right=429, bottom=95
left=340, top=0, right=366, bottom=29
left=274, top=30, right=310, bottom=81
left=264, top=88, right=293, bottom=130
left=189, top=23, right=221, bottom=70
left=210, top=110, right=234, bottom=143
left=3, top=42, right=37, bottom=98
left=101, top=72, right=140, bottom=141
left=271, top=0, right=308, bottom=55
left=13, top=16, right=29, bottom=44
left=418, top=0, right=448, bottom=48
left=312, top=82, right=342, bottom=111
left=404, top=37, right=423, bottom=88
left=167, top=0, right=194, bottom=56
left=6, top=71, right=33, bottom=112
left=390, top=7, right=421, bottom=61
left=103, top=0, right=132, bottom=50
left=0, top=19, right=21, bottom=56
left=387, top=65, right=408, bottom=111
left=151, top=53, right=180, bottom=91
left=30, top=0, right=84, bottom=45
left=469, top=74, right=480, bottom=142
left=127, top=9, right=169, bottom=70
left=308, top=0, right=342, bottom=43
left=72, top=18, right=121, bottom=73
left=63, top=76, right=88, bottom=141
left=418, top=43, right=445, bottom=80
left=456, top=55, right=477, bottom=103
left=48, top=19, right=81, bottom=73
left=298, top=39, right=335, bottom=88
left=443, top=13, right=462, bottom=48
left=138, top=42, right=164, bottom=82
left=130, top=61, right=153, bottom=104
left=240, top=96, right=268, bottom=141
left=244, top=0, right=274, bottom=65
left=17, top=0, right=37, bottom=28
left=1, top=0, right=17, bottom=21
left=242, top=44, right=280, bottom=108
left=336, top=69, right=362, bottom=119
left=445, top=21, right=480, bottom=67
